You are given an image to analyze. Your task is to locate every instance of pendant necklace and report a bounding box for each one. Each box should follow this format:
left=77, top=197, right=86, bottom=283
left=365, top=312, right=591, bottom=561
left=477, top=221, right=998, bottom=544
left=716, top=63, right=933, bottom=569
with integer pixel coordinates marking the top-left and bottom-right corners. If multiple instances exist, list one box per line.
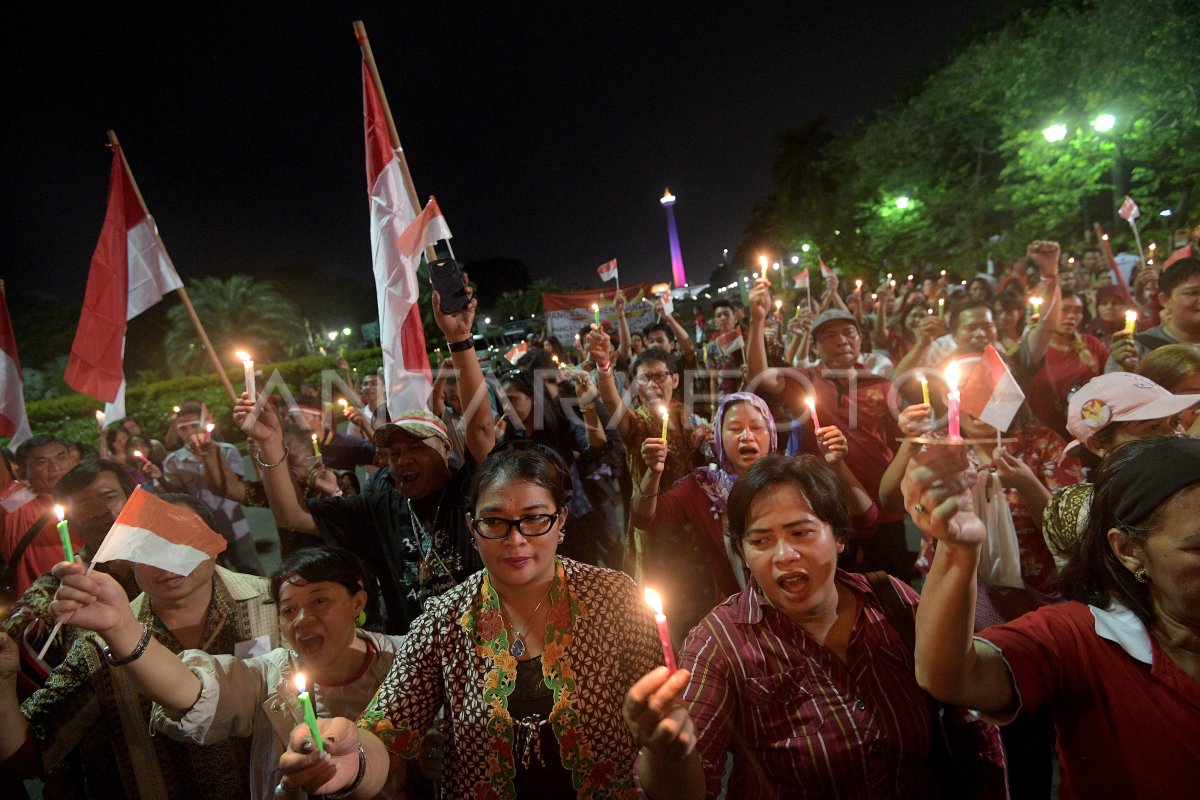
left=500, top=587, right=553, bottom=658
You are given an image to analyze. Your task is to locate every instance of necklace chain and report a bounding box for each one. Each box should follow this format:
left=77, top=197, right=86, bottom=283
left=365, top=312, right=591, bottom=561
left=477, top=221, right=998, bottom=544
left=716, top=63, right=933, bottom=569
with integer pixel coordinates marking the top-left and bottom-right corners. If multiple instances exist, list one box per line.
left=499, top=585, right=553, bottom=657
left=406, top=487, right=456, bottom=586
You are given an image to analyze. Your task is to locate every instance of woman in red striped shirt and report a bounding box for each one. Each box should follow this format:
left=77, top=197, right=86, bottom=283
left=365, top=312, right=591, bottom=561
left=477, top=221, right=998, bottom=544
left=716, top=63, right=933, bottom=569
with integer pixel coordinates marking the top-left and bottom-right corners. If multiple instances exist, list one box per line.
left=624, top=454, right=1004, bottom=799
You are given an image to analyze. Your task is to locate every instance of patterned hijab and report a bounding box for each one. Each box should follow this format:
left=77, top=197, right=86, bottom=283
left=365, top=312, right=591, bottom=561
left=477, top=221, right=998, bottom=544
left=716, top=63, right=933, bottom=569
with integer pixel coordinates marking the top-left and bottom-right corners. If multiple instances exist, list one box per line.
left=693, top=392, right=778, bottom=516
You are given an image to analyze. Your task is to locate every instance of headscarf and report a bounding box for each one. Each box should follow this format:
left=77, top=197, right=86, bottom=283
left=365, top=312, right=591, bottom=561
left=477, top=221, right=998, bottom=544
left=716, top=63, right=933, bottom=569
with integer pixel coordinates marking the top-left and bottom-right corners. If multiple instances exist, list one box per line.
left=693, top=392, right=778, bottom=516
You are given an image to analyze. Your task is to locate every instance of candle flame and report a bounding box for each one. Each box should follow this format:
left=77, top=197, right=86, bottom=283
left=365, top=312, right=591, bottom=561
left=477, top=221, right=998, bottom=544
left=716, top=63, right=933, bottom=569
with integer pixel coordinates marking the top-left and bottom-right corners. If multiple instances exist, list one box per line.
left=917, top=372, right=927, bottom=385
left=173, top=406, right=181, bottom=414
left=1125, top=310, right=1138, bottom=324
left=552, top=355, right=560, bottom=364
left=758, top=255, right=768, bottom=269
left=1030, top=296, right=1043, bottom=307
left=774, top=299, right=782, bottom=309
left=591, top=303, right=599, bottom=311
left=311, top=433, right=318, bottom=443
left=940, top=269, right=946, bottom=276
left=205, top=423, right=215, bottom=433
left=945, top=360, right=960, bottom=390
left=294, top=673, right=306, bottom=693
left=236, top=350, right=252, bottom=362
left=644, top=587, right=665, bottom=616
left=658, top=404, right=669, bottom=420
left=337, top=399, right=348, bottom=407
left=95, top=410, right=105, bottom=422
left=805, top=396, right=816, bottom=412
left=133, top=450, right=144, bottom=459
left=855, top=279, right=862, bottom=289
left=54, top=504, right=65, bottom=521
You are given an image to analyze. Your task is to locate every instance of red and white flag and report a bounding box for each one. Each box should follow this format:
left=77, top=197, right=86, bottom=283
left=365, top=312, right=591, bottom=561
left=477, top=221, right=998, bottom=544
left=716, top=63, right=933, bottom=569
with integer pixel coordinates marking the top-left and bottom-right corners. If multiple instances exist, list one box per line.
left=793, top=268, right=810, bottom=289
left=1118, top=195, right=1140, bottom=222
left=716, top=329, right=745, bottom=355
left=819, top=258, right=836, bottom=281
left=363, top=62, right=438, bottom=417
left=960, top=345, right=1026, bottom=432
left=504, top=341, right=529, bottom=365
left=596, top=259, right=619, bottom=283
left=91, top=486, right=227, bottom=575
left=64, top=144, right=182, bottom=422
left=0, top=281, right=32, bottom=448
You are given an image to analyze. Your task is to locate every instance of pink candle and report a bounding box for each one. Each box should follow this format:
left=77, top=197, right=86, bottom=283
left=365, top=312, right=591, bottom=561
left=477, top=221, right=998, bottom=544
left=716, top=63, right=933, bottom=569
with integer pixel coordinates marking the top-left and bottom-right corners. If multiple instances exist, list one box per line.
left=945, top=361, right=961, bottom=440
left=805, top=396, right=821, bottom=430
left=644, top=588, right=677, bottom=672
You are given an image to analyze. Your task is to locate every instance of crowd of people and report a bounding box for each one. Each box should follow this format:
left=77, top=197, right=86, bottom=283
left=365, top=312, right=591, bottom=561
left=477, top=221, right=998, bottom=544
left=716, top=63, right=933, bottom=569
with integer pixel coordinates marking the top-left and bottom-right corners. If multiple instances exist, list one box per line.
left=0, top=237, right=1198, bottom=798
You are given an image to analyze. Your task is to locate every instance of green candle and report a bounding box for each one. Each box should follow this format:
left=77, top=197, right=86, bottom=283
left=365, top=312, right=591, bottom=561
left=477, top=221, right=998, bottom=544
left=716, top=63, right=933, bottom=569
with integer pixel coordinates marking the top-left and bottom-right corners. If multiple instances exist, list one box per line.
left=54, top=505, right=74, bottom=562
left=294, top=673, right=325, bottom=751
left=592, top=303, right=601, bottom=327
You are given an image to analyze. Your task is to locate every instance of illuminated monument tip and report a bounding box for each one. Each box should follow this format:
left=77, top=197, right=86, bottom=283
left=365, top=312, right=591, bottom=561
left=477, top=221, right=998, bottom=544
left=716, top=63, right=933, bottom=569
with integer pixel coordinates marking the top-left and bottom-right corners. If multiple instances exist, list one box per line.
left=660, top=187, right=676, bottom=206
left=659, top=185, right=686, bottom=287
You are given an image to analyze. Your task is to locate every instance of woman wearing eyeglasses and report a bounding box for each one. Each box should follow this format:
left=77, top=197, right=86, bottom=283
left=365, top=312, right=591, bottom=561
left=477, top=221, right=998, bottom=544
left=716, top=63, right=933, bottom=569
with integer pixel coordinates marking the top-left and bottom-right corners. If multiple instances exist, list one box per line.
left=276, top=446, right=664, bottom=799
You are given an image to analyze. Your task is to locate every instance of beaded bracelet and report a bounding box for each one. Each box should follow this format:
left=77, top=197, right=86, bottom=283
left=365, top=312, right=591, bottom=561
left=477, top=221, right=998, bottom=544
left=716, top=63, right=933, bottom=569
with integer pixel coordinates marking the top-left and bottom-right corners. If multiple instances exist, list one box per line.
left=254, top=446, right=290, bottom=470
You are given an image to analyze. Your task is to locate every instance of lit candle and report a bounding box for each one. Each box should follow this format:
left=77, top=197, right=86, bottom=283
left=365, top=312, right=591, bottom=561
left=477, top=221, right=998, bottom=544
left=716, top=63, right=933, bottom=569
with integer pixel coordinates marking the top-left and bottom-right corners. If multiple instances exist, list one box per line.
left=886, top=272, right=893, bottom=282
left=907, top=274, right=914, bottom=285
left=940, top=269, right=947, bottom=278
left=236, top=350, right=255, bottom=401
left=805, top=396, right=821, bottom=430
left=337, top=398, right=349, bottom=414
left=311, top=433, right=322, bottom=458
left=945, top=360, right=961, bottom=440
left=95, top=410, right=106, bottom=454
left=1124, top=309, right=1138, bottom=336
left=644, top=588, right=677, bottom=672
left=293, top=673, right=325, bottom=751
left=592, top=303, right=601, bottom=327
left=937, top=298, right=945, bottom=318
left=854, top=279, right=863, bottom=293
left=1030, top=296, right=1043, bottom=322
left=172, top=405, right=181, bottom=414
left=917, top=373, right=930, bottom=406
left=659, top=404, right=669, bottom=442
left=54, top=505, right=74, bottom=563
left=774, top=298, right=783, bottom=321
left=132, top=449, right=152, bottom=469
left=204, top=423, right=215, bottom=442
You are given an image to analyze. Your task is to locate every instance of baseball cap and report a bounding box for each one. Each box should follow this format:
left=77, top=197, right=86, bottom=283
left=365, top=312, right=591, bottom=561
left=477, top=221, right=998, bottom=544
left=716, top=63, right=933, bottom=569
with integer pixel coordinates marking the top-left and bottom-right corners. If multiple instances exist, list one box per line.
left=1064, top=373, right=1198, bottom=452
left=372, top=410, right=451, bottom=449
left=811, top=309, right=861, bottom=336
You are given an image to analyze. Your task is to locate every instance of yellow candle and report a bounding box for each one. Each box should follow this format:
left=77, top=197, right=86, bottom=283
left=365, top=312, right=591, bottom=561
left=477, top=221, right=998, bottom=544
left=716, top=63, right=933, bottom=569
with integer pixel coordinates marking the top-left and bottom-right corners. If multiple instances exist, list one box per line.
left=311, top=433, right=322, bottom=458
left=918, top=373, right=930, bottom=406
left=1124, top=309, right=1137, bottom=336
left=659, top=404, right=669, bottom=442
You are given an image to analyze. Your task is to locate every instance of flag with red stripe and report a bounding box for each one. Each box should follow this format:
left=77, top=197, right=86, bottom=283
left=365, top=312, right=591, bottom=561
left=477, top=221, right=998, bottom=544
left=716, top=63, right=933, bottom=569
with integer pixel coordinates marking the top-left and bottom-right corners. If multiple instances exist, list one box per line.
left=64, top=145, right=181, bottom=410
left=819, top=258, right=835, bottom=281
left=91, top=486, right=227, bottom=575
left=0, top=281, right=32, bottom=447
left=363, top=62, right=435, bottom=416
left=1118, top=195, right=1140, bottom=222
left=793, top=268, right=810, bottom=289
left=596, top=259, right=618, bottom=282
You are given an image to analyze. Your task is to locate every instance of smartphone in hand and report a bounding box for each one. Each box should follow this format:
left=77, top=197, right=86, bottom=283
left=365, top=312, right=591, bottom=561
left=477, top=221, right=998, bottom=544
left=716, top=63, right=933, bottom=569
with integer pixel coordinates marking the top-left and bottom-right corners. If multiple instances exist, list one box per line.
left=430, top=258, right=471, bottom=314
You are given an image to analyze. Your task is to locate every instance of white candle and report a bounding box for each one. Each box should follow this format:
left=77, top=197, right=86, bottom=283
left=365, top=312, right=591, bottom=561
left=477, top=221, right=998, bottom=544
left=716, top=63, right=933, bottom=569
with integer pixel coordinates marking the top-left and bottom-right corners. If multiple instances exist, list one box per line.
left=236, top=351, right=255, bottom=401
left=945, top=361, right=961, bottom=440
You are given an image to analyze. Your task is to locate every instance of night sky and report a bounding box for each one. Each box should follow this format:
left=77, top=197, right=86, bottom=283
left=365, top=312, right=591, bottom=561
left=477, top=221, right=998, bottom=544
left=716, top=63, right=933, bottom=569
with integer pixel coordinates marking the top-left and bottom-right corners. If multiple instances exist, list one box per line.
left=3, top=2, right=1024, bottom=303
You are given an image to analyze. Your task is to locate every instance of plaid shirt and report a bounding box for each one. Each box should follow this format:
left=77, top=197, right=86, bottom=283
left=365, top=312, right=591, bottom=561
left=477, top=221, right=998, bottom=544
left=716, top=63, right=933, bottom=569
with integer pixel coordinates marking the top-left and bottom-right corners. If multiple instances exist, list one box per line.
left=680, top=571, right=938, bottom=799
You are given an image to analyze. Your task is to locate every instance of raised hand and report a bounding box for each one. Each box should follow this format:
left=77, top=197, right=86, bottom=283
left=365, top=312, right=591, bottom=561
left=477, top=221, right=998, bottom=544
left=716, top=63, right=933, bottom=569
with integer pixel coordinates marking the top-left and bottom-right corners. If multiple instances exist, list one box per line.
left=1027, top=240, right=1061, bottom=278
left=585, top=328, right=614, bottom=366
left=640, top=438, right=668, bottom=474
left=50, top=561, right=137, bottom=636
left=815, top=425, right=848, bottom=464
left=901, top=444, right=985, bottom=546
left=622, top=666, right=696, bottom=762
left=748, top=281, right=771, bottom=324
left=992, top=446, right=1038, bottom=492
left=1108, top=330, right=1140, bottom=372
left=614, top=290, right=626, bottom=317
left=234, top=392, right=282, bottom=442
left=432, top=273, right=476, bottom=342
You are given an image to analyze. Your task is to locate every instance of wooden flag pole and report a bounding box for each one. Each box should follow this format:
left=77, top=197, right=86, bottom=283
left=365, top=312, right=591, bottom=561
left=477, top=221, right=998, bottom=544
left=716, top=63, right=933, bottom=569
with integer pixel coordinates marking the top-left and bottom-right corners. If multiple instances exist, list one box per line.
left=353, top=21, right=439, bottom=266
left=106, top=131, right=238, bottom=402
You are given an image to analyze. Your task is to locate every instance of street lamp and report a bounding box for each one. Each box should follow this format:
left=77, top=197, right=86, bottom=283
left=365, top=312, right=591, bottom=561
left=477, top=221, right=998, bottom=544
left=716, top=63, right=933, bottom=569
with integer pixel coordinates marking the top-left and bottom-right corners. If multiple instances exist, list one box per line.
left=801, top=244, right=811, bottom=253
left=895, top=196, right=911, bottom=209
left=1160, top=209, right=1173, bottom=217
left=1091, top=113, right=1116, bottom=133
left=790, top=255, right=800, bottom=265
left=1042, top=123, right=1068, bottom=142
left=327, top=331, right=338, bottom=341
left=341, top=327, right=352, bottom=336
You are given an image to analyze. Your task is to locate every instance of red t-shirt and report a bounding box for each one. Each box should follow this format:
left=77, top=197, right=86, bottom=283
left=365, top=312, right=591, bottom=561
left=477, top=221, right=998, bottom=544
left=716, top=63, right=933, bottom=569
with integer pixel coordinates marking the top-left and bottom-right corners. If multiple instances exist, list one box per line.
left=978, top=602, right=1200, bottom=799
left=1027, top=335, right=1108, bottom=433
left=1, top=489, right=79, bottom=597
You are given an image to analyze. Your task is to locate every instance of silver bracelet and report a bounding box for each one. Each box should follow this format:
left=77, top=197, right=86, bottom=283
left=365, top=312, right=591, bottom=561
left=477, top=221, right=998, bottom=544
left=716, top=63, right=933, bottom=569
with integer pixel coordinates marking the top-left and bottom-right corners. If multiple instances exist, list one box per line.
left=102, top=622, right=152, bottom=667
left=254, top=446, right=290, bottom=469
left=321, top=742, right=367, bottom=799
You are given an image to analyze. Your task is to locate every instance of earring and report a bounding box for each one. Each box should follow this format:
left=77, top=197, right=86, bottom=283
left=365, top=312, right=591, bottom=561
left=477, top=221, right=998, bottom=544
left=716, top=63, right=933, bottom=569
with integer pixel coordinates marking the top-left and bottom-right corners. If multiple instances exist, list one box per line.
left=1134, top=568, right=1149, bottom=584
left=355, top=610, right=367, bottom=627
left=558, top=534, right=565, bottom=543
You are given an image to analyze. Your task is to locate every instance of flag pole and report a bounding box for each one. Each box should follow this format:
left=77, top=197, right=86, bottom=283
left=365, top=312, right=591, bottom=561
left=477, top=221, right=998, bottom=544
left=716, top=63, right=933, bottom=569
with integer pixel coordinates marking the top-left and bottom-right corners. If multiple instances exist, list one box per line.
left=353, top=21, right=438, bottom=266
left=1128, top=219, right=1146, bottom=270
left=106, top=131, right=238, bottom=402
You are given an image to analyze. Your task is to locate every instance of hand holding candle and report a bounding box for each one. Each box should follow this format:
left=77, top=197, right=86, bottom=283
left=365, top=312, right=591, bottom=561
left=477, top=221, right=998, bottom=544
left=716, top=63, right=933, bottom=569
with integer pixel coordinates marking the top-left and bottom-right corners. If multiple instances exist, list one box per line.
left=236, top=351, right=255, bottom=402
left=644, top=588, right=676, bottom=672
left=54, top=505, right=74, bottom=563
left=293, top=674, right=325, bottom=751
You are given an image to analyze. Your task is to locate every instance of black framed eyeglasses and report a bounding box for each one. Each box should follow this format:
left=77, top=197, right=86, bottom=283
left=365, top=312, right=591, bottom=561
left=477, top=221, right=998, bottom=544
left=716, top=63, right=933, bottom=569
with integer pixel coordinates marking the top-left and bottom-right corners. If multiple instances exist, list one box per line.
left=469, top=509, right=562, bottom=540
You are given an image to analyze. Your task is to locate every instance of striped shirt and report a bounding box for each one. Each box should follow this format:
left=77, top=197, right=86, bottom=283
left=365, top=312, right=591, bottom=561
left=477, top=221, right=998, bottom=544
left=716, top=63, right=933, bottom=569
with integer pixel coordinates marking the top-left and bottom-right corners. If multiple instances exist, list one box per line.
left=679, top=570, right=935, bottom=799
